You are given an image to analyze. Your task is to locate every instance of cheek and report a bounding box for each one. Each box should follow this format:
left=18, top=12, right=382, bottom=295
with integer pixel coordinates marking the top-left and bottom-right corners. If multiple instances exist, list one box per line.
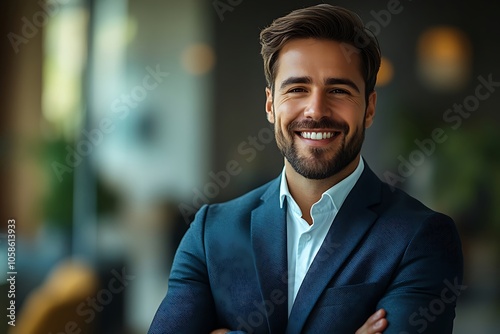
left=340, top=110, right=364, bottom=133
left=347, top=117, right=366, bottom=137
left=275, top=100, right=303, bottom=123
left=274, top=108, right=291, bottom=127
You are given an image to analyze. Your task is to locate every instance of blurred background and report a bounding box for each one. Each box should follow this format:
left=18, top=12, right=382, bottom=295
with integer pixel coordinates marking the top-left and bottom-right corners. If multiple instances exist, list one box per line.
left=1, top=0, right=499, bottom=333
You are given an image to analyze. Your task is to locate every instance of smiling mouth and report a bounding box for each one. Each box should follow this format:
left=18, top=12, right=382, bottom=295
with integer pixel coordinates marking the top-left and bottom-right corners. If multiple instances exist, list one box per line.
left=297, top=131, right=341, bottom=140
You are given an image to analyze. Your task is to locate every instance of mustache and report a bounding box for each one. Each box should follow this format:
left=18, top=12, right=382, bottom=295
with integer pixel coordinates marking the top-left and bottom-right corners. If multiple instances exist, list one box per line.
left=287, top=117, right=349, bottom=133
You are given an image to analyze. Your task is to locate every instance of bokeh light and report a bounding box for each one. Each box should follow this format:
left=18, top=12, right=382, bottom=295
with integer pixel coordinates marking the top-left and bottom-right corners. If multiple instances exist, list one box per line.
left=417, top=26, right=472, bottom=92
left=181, top=43, right=216, bottom=75
left=376, top=56, right=394, bottom=87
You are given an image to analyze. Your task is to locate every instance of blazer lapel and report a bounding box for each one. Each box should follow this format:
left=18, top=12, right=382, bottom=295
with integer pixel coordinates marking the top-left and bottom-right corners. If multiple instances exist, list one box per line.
left=251, top=177, right=288, bottom=334
left=286, top=165, right=382, bottom=333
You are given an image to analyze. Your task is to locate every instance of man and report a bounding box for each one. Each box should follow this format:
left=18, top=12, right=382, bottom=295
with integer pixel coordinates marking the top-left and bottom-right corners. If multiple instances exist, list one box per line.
left=149, top=4, right=463, bottom=333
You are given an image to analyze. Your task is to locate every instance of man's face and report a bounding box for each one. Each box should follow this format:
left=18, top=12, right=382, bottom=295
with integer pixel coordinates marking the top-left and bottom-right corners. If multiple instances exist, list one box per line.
left=265, top=38, right=376, bottom=179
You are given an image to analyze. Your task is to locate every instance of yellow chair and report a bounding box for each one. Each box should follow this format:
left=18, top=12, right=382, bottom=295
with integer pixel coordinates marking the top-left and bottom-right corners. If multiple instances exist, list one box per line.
left=11, top=259, right=99, bottom=334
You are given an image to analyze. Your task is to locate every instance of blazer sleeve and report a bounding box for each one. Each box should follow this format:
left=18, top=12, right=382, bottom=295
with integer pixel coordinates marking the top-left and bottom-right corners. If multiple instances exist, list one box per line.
left=148, top=205, right=217, bottom=334
left=376, top=213, right=464, bottom=334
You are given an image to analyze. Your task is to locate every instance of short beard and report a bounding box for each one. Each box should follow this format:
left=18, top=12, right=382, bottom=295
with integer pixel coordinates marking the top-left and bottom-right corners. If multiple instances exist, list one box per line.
left=275, top=117, right=365, bottom=180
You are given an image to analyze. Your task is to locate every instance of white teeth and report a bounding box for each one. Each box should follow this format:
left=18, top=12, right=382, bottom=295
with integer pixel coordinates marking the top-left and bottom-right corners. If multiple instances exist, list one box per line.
left=300, top=132, right=335, bottom=140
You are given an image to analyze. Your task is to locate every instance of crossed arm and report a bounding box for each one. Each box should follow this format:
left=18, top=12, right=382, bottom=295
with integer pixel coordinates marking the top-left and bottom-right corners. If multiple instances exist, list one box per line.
left=211, top=309, right=388, bottom=333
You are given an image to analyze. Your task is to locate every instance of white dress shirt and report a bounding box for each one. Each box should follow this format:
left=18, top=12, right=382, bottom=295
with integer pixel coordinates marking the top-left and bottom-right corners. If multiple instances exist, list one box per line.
left=279, top=158, right=365, bottom=315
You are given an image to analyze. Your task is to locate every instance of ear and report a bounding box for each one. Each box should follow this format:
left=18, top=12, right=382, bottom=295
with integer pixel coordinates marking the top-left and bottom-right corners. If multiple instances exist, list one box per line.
left=364, top=90, right=376, bottom=128
left=265, top=87, right=274, bottom=124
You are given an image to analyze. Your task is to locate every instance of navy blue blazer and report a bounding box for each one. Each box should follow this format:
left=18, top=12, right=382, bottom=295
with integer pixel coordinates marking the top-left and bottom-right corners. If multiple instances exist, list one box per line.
left=149, top=164, right=463, bottom=333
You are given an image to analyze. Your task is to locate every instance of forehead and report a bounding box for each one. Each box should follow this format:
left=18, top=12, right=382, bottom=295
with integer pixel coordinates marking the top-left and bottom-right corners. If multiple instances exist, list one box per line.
left=275, top=38, right=364, bottom=85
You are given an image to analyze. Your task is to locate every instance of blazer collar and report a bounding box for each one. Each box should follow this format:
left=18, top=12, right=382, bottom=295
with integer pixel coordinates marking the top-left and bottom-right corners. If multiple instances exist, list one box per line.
left=286, top=163, right=383, bottom=333
left=251, top=176, right=289, bottom=334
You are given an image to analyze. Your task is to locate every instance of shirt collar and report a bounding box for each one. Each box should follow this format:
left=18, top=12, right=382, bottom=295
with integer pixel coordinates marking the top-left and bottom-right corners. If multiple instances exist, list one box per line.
left=279, top=157, right=365, bottom=211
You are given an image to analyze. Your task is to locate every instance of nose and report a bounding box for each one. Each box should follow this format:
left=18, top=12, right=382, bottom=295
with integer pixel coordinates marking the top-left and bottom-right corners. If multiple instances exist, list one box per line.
left=303, top=89, right=329, bottom=120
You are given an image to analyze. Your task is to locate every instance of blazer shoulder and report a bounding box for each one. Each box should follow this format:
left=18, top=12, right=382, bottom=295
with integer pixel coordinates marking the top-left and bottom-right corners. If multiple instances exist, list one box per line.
left=205, top=176, right=280, bottom=218
left=370, top=177, right=463, bottom=276
left=358, top=164, right=447, bottom=224
left=377, top=179, right=456, bottom=230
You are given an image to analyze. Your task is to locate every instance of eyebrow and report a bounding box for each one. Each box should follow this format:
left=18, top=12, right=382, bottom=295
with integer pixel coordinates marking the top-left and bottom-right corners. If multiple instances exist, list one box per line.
left=325, top=78, right=360, bottom=93
left=279, top=76, right=312, bottom=90
left=279, top=76, right=360, bottom=93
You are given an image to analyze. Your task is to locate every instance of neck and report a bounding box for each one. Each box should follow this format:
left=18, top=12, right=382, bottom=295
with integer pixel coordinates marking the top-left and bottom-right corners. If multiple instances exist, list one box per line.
left=285, top=155, right=360, bottom=225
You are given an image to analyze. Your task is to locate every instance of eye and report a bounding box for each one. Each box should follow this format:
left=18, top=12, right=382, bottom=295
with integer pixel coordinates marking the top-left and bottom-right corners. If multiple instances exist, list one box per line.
left=287, top=87, right=307, bottom=93
left=330, top=88, right=349, bottom=95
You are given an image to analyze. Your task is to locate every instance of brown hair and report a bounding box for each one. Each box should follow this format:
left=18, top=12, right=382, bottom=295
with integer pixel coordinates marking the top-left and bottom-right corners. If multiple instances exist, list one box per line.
left=260, top=4, right=381, bottom=101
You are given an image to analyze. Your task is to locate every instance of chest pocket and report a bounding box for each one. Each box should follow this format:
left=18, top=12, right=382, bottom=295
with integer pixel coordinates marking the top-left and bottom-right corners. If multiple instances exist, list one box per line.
left=319, top=282, right=383, bottom=306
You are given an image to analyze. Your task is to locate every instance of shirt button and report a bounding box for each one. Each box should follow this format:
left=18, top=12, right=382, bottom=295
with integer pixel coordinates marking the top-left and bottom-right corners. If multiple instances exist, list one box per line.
left=304, top=234, right=312, bottom=241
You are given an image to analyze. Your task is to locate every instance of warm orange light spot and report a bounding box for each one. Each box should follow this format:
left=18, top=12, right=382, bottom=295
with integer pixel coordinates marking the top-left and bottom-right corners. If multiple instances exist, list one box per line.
left=417, top=26, right=472, bottom=92
left=376, top=57, right=394, bottom=87
left=181, top=43, right=216, bottom=75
